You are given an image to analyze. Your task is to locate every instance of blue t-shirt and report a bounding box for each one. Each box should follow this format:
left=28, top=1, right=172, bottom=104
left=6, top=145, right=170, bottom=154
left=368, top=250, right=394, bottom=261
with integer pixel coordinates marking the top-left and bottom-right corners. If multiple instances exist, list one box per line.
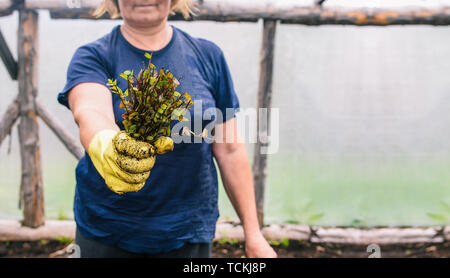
left=57, top=24, right=240, bottom=254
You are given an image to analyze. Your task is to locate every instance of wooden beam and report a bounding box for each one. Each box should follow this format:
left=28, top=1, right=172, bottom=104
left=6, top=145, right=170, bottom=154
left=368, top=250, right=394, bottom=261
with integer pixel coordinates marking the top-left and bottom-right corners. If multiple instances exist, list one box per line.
left=0, top=97, right=20, bottom=146
left=47, top=0, right=315, bottom=21
left=36, top=98, right=84, bottom=160
left=0, top=0, right=12, bottom=16
left=0, top=219, right=75, bottom=241
left=0, top=28, right=18, bottom=80
left=1, top=0, right=450, bottom=25
left=312, top=0, right=450, bottom=26
left=0, top=0, right=12, bottom=9
left=17, top=8, right=44, bottom=228
left=8, top=0, right=450, bottom=26
left=252, top=19, right=276, bottom=228
left=24, top=0, right=101, bottom=9
left=311, top=226, right=445, bottom=244
left=0, top=0, right=314, bottom=12
left=2, top=219, right=448, bottom=245
left=28, top=0, right=450, bottom=26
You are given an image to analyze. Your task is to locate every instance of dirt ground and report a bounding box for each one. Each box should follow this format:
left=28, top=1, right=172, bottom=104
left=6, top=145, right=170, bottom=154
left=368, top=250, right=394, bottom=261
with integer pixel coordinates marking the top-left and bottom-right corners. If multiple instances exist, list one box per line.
left=1, top=240, right=449, bottom=258
left=212, top=241, right=450, bottom=258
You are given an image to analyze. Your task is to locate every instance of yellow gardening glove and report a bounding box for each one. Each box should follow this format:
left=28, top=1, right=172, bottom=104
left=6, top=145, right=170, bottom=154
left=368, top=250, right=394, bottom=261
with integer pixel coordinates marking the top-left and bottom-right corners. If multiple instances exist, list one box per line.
left=88, top=129, right=156, bottom=195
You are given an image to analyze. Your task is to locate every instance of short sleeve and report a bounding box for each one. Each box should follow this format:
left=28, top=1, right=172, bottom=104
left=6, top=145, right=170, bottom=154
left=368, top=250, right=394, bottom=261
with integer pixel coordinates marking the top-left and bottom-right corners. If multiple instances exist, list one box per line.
left=213, top=49, right=240, bottom=123
left=57, top=45, right=110, bottom=110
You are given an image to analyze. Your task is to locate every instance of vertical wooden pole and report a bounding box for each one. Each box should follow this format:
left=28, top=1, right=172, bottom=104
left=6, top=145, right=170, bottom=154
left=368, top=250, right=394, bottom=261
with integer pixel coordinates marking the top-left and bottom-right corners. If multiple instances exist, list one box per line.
left=17, top=8, right=44, bottom=228
left=252, top=19, right=276, bottom=228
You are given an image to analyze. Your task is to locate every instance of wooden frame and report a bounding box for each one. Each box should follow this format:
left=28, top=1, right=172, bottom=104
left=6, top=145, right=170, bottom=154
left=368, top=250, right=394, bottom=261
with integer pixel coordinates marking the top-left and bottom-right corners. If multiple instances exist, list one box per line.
left=1, top=0, right=450, bottom=25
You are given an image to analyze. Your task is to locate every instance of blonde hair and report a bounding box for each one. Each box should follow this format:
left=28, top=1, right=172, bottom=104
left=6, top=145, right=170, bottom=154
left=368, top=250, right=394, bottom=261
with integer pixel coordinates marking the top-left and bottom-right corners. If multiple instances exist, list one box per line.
left=92, top=0, right=196, bottom=19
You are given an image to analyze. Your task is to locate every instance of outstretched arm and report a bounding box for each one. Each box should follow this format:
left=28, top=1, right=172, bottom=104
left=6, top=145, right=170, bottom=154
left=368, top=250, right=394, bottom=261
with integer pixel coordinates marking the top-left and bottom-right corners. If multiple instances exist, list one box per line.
left=68, top=82, right=119, bottom=151
left=68, top=82, right=155, bottom=194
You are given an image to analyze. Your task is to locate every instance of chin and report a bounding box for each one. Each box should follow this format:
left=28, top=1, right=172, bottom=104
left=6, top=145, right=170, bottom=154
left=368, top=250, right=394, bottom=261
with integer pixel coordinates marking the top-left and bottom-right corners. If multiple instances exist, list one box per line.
left=129, top=14, right=166, bottom=27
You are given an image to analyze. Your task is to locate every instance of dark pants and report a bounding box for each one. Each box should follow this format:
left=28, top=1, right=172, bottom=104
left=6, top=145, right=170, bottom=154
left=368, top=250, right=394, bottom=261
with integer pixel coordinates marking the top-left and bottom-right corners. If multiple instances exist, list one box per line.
left=75, top=229, right=212, bottom=258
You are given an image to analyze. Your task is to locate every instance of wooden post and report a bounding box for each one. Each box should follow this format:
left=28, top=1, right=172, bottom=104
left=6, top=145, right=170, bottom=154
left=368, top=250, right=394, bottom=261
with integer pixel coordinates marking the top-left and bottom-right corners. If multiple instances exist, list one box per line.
left=35, top=98, right=85, bottom=160
left=0, top=97, right=20, bottom=145
left=252, top=19, right=276, bottom=228
left=0, top=29, right=18, bottom=80
left=17, top=8, right=44, bottom=228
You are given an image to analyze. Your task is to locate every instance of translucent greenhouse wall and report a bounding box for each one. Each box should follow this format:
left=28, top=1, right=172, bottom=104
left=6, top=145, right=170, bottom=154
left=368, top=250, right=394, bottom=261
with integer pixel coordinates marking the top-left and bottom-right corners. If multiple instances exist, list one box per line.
left=263, top=25, right=450, bottom=226
left=0, top=11, right=449, bottom=226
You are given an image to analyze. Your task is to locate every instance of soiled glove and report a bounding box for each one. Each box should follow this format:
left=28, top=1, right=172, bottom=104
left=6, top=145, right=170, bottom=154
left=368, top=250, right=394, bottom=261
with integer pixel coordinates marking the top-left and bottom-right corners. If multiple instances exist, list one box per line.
left=153, top=136, right=174, bottom=155
left=88, top=129, right=156, bottom=195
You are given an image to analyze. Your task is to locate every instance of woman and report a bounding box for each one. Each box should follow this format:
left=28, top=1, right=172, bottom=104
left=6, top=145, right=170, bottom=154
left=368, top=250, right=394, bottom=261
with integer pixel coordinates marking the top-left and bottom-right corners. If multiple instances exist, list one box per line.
left=58, top=0, right=277, bottom=258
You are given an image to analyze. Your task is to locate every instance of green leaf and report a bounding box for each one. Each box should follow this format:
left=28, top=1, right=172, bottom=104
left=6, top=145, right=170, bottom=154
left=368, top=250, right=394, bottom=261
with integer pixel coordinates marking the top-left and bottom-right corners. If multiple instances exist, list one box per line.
left=427, top=213, right=447, bottom=222
left=440, top=201, right=450, bottom=213
left=281, top=238, right=290, bottom=248
left=129, top=112, right=138, bottom=119
left=157, top=127, right=166, bottom=134
left=351, top=218, right=365, bottom=226
left=158, top=80, right=168, bottom=87
left=303, top=201, right=313, bottom=213
left=268, top=240, right=280, bottom=246
left=308, top=213, right=324, bottom=222
left=123, top=120, right=129, bottom=130
left=173, top=109, right=181, bottom=117
left=145, top=52, right=152, bottom=60
left=285, top=220, right=299, bottom=225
